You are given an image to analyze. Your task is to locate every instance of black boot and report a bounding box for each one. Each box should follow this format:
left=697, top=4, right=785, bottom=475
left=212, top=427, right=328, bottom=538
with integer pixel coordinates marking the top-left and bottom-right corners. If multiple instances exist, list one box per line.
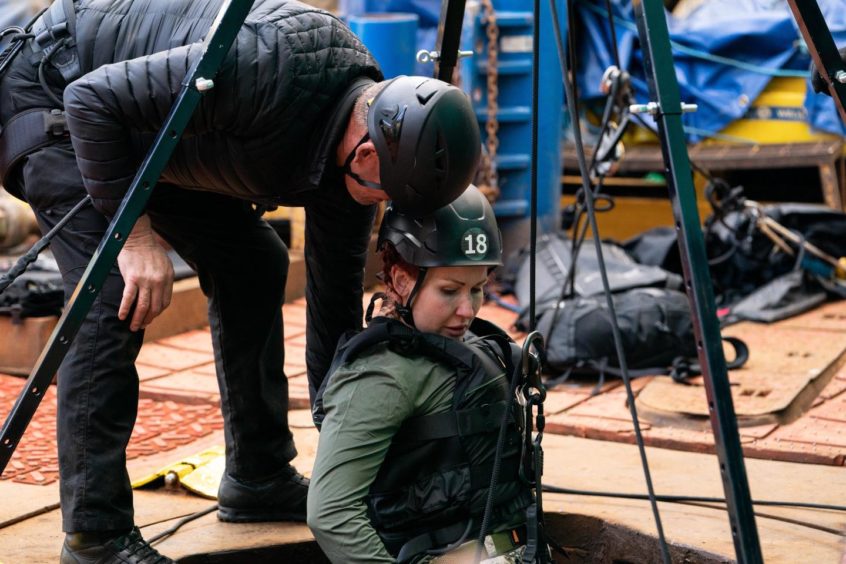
left=60, top=527, right=174, bottom=563
left=217, top=464, right=309, bottom=523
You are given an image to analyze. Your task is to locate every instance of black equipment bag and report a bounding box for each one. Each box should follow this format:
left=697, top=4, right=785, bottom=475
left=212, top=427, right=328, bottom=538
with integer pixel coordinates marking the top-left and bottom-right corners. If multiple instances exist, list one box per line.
left=0, top=250, right=195, bottom=320
left=706, top=202, right=846, bottom=305
left=522, top=287, right=748, bottom=385
left=0, top=272, right=63, bottom=319
left=0, top=255, right=63, bottom=319
left=506, top=233, right=683, bottom=307
left=625, top=202, right=846, bottom=325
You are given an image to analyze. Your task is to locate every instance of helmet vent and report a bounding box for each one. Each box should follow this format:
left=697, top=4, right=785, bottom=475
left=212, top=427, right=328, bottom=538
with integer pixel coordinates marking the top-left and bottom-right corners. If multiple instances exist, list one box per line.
left=415, top=81, right=439, bottom=105
left=402, top=232, right=424, bottom=248
left=379, top=105, right=407, bottom=162
left=407, top=182, right=424, bottom=196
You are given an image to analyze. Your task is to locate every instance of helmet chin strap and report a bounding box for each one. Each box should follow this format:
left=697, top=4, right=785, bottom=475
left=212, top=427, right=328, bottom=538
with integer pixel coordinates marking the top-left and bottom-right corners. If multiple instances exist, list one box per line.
left=395, top=267, right=428, bottom=329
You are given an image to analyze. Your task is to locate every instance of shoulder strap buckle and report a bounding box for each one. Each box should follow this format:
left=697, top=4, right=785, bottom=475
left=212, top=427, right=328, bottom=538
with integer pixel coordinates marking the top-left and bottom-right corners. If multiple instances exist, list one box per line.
left=43, top=109, right=68, bottom=137
left=31, top=0, right=80, bottom=84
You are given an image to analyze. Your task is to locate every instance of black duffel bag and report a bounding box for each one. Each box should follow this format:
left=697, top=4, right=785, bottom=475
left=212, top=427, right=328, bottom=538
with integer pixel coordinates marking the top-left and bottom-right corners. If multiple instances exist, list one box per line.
left=521, top=287, right=748, bottom=389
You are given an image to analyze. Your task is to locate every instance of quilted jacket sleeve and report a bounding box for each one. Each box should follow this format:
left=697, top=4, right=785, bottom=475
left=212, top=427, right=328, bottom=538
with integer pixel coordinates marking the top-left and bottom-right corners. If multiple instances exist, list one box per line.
left=63, top=43, right=206, bottom=216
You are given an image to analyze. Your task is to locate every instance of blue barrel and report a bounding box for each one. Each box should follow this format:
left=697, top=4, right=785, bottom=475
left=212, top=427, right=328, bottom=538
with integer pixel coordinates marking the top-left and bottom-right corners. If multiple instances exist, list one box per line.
left=348, top=13, right=420, bottom=79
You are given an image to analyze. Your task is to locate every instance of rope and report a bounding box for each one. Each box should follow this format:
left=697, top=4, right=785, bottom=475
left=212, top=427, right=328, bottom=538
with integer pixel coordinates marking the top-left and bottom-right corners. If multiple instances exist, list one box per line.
left=550, top=1, right=672, bottom=562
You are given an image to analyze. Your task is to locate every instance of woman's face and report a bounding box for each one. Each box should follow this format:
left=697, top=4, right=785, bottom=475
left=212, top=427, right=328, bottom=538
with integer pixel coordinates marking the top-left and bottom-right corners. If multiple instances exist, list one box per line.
left=392, top=264, right=489, bottom=339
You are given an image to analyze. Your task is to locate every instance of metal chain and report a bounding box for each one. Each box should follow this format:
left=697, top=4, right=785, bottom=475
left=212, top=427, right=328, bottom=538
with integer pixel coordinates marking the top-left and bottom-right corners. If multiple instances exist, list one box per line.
left=479, top=0, right=500, bottom=203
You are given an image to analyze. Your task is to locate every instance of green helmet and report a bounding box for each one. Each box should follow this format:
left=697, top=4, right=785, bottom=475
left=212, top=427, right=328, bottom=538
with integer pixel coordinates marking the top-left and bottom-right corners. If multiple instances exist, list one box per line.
left=378, top=184, right=502, bottom=268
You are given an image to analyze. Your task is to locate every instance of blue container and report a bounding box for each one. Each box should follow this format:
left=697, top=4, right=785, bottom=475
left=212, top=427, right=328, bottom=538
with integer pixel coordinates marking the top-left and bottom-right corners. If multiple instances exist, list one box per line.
left=348, top=13, right=419, bottom=79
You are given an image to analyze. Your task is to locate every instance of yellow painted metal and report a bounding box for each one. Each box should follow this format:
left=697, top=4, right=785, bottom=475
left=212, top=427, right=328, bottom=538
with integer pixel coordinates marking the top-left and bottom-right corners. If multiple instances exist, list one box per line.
left=179, top=453, right=225, bottom=499
left=559, top=193, right=711, bottom=241
left=131, top=445, right=224, bottom=499
left=717, top=77, right=841, bottom=145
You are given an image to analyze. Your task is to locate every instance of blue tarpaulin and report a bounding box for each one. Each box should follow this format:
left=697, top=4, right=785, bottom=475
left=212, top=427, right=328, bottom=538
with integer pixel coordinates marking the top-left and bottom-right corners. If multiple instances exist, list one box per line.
left=341, top=0, right=846, bottom=140
left=574, top=0, right=846, bottom=140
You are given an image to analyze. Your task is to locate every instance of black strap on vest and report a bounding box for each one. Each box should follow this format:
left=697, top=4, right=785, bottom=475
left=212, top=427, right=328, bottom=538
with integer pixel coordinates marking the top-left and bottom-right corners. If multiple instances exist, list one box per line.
left=313, top=318, right=425, bottom=428
left=30, top=0, right=80, bottom=83
left=0, top=0, right=78, bottom=185
left=396, top=520, right=474, bottom=564
left=0, top=108, right=68, bottom=187
left=314, top=317, right=482, bottom=428
left=393, top=400, right=509, bottom=444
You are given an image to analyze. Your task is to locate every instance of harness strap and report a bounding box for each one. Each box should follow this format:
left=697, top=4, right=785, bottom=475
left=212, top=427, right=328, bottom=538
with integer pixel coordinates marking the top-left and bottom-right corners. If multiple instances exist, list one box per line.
left=522, top=504, right=541, bottom=563
left=30, top=0, right=80, bottom=83
left=394, top=493, right=524, bottom=564
left=396, top=520, right=473, bottom=564
left=0, top=108, right=68, bottom=186
left=394, top=401, right=510, bottom=443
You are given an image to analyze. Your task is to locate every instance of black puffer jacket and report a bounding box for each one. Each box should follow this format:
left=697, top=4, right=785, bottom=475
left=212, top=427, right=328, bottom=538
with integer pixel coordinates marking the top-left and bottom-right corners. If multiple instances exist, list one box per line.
left=60, top=0, right=382, bottom=215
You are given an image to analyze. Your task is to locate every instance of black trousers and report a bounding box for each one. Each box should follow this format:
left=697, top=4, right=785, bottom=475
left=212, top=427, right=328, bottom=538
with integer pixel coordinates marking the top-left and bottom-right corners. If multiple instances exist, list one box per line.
left=20, top=141, right=297, bottom=531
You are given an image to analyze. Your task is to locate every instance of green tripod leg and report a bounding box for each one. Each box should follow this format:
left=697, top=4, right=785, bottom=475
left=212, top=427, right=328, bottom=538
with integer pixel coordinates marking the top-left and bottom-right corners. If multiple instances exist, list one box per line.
left=0, top=0, right=256, bottom=474
left=634, top=0, right=762, bottom=561
left=787, top=0, right=846, bottom=124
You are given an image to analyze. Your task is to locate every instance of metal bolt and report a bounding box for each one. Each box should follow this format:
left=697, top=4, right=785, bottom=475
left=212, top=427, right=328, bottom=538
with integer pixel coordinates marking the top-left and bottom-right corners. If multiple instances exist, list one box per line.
left=164, top=471, right=180, bottom=488
left=629, top=102, right=659, bottom=115
left=416, top=50, right=439, bottom=64
left=195, top=77, right=215, bottom=92
left=629, top=101, right=698, bottom=115
left=457, top=50, right=473, bottom=59
left=835, top=70, right=846, bottom=84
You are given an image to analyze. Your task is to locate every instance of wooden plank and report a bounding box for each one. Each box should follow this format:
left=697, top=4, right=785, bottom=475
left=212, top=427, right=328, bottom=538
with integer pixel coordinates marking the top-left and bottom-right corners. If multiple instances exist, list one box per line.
left=1, top=250, right=311, bottom=376
left=637, top=324, right=846, bottom=420
left=143, top=278, right=209, bottom=343
left=564, top=141, right=844, bottom=173
left=0, top=316, right=57, bottom=376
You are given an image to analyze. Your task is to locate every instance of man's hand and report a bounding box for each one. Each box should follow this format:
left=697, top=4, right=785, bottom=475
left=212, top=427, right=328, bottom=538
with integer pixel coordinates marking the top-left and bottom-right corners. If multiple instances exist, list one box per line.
left=811, top=46, right=846, bottom=95
left=117, top=214, right=174, bottom=331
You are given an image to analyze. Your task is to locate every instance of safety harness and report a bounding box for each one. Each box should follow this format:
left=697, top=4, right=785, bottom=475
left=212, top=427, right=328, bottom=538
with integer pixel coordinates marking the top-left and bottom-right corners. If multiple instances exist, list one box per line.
left=0, top=0, right=80, bottom=188
left=313, top=316, right=550, bottom=563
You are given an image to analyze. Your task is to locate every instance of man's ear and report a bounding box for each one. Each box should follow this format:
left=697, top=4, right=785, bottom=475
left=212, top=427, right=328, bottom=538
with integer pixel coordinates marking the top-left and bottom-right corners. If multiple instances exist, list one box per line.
left=354, top=140, right=378, bottom=165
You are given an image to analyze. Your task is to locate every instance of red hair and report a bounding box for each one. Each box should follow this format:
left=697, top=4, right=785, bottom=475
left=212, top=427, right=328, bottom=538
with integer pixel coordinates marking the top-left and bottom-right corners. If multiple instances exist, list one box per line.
left=380, top=243, right=419, bottom=294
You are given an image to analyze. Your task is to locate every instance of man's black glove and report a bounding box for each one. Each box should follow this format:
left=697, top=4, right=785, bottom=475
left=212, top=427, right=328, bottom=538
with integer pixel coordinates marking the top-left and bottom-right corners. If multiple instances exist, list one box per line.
left=810, top=46, right=846, bottom=95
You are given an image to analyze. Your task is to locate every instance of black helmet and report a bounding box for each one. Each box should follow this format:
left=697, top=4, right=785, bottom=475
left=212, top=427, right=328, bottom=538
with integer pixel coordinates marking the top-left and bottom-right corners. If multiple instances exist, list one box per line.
left=368, top=76, right=481, bottom=215
left=378, top=184, right=502, bottom=268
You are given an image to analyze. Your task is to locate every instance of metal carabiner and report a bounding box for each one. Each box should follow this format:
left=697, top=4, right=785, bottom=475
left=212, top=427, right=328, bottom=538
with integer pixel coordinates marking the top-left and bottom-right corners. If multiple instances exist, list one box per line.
left=521, top=331, right=546, bottom=402
left=0, top=26, right=28, bottom=77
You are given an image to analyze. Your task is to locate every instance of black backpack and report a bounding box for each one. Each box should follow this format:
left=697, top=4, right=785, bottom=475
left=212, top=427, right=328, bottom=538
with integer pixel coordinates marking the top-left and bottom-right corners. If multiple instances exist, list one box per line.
left=519, top=287, right=748, bottom=389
